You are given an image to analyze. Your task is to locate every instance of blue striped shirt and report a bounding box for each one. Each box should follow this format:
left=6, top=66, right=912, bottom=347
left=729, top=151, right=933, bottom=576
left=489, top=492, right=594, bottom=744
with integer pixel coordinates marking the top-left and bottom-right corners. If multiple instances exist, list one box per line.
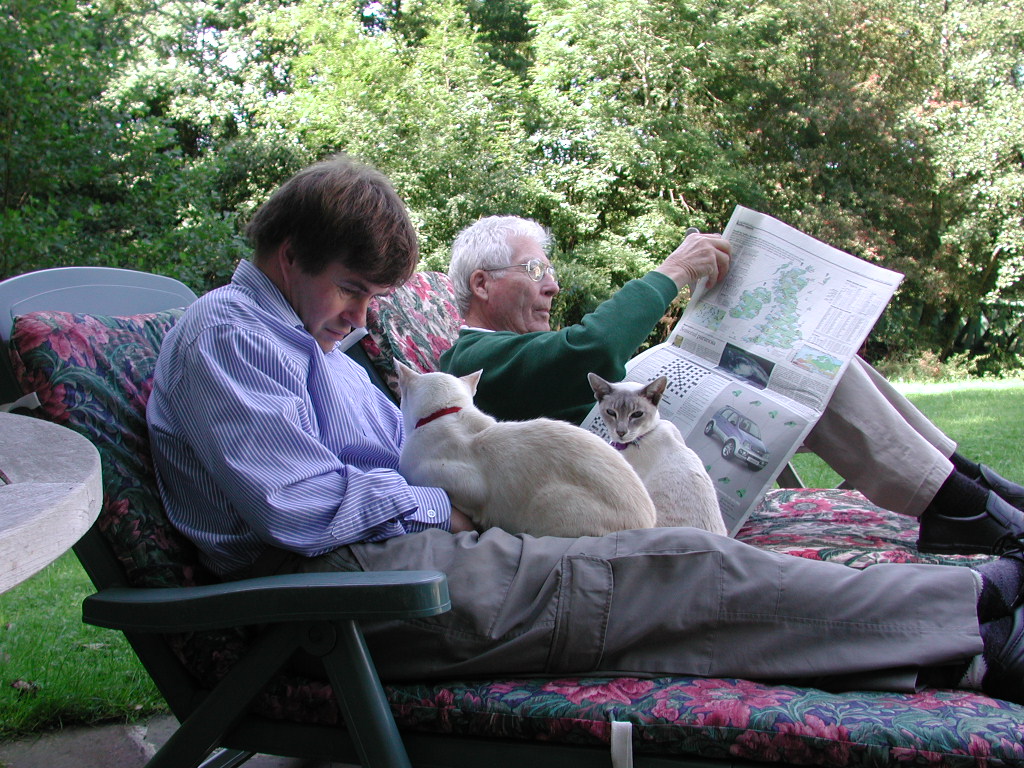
left=147, top=260, right=451, bottom=576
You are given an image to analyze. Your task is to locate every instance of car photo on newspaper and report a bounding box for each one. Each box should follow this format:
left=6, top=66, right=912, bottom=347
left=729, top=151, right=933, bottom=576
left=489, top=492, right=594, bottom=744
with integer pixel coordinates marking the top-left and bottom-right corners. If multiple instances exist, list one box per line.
left=704, top=406, right=769, bottom=471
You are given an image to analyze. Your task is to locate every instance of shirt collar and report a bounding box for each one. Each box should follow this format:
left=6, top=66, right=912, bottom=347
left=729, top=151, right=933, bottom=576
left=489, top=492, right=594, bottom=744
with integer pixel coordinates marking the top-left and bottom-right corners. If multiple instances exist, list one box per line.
left=232, top=260, right=304, bottom=329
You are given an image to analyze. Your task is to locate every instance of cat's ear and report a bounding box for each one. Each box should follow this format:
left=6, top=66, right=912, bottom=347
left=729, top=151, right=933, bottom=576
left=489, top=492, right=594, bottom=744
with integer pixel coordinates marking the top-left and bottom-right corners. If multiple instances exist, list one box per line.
left=643, top=376, right=668, bottom=405
left=396, top=361, right=418, bottom=386
left=587, top=372, right=613, bottom=400
left=461, top=369, right=483, bottom=394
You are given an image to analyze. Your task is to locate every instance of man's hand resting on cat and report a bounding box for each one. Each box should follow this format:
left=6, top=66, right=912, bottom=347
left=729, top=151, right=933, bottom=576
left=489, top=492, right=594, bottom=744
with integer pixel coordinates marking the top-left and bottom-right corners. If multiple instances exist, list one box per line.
left=655, top=230, right=731, bottom=291
left=450, top=507, right=478, bottom=533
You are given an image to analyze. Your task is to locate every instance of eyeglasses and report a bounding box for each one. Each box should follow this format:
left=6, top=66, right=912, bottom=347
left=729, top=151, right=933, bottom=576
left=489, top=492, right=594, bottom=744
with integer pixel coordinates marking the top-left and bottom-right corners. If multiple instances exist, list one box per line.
left=482, top=259, right=557, bottom=282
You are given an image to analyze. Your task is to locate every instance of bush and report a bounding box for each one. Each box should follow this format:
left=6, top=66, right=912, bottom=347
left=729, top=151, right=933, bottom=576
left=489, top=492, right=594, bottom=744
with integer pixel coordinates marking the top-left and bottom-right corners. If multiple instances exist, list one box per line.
left=875, top=349, right=1013, bottom=383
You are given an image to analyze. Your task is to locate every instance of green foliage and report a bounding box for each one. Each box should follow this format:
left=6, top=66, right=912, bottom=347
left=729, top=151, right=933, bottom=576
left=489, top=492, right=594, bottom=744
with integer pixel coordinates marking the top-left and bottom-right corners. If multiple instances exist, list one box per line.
left=1, top=0, right=132, bottom=277
left=1, top=0, right=1022, bottom=368
left=0, top=0, right=262, bottom=292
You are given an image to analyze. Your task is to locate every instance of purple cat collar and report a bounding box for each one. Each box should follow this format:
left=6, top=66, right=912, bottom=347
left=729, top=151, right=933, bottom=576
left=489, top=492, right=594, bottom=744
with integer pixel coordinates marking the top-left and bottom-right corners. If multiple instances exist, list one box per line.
left=610, top=434, right=643, bottom=451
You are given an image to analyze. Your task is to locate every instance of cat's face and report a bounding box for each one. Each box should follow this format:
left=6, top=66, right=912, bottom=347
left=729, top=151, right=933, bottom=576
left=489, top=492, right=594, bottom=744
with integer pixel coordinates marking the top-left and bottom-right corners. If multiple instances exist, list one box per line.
left=588, top=374, right=667, bottom=443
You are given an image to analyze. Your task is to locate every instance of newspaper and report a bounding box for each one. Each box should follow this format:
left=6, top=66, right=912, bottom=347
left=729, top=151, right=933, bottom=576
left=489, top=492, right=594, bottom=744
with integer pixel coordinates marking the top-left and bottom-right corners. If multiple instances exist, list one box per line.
left=580, top=206, right=904, bottom=535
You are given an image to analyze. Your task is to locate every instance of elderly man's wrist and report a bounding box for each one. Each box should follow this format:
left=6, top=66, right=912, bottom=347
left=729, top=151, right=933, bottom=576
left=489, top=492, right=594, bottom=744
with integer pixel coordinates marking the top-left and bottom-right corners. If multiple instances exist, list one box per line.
left=653, top=265, right=694, bottom=291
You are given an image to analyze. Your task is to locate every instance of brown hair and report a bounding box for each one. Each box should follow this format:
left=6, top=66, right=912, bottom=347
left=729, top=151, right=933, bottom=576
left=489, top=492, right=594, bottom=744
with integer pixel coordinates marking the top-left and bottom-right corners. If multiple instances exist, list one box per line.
left=245, top=154, right=418, bottom=286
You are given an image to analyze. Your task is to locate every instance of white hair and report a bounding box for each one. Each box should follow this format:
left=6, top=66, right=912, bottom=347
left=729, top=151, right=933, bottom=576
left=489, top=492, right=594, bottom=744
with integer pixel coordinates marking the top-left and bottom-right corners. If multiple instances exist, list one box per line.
left=448, top=216, right=552, bottom=316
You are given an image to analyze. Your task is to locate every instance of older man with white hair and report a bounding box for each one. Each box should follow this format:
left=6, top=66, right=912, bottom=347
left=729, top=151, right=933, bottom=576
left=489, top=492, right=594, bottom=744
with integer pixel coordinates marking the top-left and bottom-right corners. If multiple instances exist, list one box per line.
left=441, top=215, right=1024, bottom=556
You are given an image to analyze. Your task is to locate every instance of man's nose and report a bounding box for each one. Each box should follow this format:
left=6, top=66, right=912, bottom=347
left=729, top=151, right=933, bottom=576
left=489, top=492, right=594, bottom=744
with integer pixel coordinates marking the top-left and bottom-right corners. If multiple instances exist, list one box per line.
left=345, top=296, right=373, bottom=328
left=543, top=277, right=560, bottom=296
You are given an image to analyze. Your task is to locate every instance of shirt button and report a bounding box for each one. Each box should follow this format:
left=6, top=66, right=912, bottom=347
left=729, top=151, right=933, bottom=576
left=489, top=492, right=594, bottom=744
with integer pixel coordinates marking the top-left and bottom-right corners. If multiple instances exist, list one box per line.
left=426, top=509, right=437, bottom=518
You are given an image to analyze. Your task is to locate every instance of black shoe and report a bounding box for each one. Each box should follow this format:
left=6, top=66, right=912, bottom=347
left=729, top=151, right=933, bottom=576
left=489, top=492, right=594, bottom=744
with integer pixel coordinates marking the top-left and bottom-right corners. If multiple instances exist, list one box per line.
left=918, top=491, right=1024, bottom=555
left=982, top=604, right=1024, bottom=704
left=978, top=464, right=1024, bottom=511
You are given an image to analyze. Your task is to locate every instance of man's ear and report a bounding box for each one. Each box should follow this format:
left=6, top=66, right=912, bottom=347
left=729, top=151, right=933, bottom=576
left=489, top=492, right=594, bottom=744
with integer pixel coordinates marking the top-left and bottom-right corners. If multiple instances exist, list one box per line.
left=262, top=239, right=297, bottom=294
left=266, top=239, right=297, bottom=282
left=469, top=269, right=490, bottom=301
left=275, top=238, right=295, bottom=266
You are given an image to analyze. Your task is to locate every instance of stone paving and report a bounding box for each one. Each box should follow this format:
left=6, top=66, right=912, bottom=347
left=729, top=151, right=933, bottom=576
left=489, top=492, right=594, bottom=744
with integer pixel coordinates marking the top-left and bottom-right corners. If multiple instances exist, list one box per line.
left=0, top=715, right=355, bottom=768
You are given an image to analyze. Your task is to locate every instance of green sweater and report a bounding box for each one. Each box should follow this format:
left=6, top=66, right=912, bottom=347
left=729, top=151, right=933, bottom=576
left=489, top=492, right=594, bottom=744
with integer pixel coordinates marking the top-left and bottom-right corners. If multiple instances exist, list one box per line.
left=439, top=271, right=679, bottom=425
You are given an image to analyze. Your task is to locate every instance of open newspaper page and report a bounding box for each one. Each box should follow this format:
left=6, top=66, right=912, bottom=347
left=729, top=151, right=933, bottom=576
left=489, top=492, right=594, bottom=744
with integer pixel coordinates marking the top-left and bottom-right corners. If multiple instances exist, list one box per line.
left=580, top=206, right=904, bottom=535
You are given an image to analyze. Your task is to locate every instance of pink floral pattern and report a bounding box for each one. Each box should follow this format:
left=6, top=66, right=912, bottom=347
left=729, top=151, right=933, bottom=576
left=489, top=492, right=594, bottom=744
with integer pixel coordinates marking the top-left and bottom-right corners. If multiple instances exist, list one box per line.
left=385, top=674, right=1024, bottom=766
left=359, top=271, right=461, bottom=397
left=9, top=302, right=1024, bottom=767
left=737, top=488, right=994, bottom=568
left=10, top=309, right=207, bottom=589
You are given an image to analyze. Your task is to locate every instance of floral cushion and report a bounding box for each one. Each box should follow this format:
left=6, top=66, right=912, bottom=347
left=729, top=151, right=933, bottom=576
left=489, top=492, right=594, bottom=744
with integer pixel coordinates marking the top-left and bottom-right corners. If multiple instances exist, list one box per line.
left=9, top=310, right=212, bottom=589
left=360, top=270, right=461, bottom=398
left=387, top=676, right=1024, bottom=767
left=736, top=487, right=994, bottom=568
left=9, top=309, right=252, bottom=690
left=8, top=299, right=1022, bottom=767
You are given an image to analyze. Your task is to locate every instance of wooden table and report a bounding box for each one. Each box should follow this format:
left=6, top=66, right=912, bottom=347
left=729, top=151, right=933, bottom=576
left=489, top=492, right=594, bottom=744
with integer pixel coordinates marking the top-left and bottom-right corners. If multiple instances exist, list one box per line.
left=0, top=412, right=102, bottom=593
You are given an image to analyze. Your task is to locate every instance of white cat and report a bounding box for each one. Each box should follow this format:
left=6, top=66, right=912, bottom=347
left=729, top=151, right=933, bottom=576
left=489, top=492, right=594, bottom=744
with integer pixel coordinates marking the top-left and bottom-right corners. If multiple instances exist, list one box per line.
left=396, top=362, right=656, bottom=537
left=588, top=373, right=727, bottom=535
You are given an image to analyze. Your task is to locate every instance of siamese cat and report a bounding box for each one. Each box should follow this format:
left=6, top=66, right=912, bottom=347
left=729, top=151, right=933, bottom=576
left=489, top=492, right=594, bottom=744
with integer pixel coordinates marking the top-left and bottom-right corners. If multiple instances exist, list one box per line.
left=589, top=373, right=727, bottom=535
left=397, top=362, right=656, bottom=537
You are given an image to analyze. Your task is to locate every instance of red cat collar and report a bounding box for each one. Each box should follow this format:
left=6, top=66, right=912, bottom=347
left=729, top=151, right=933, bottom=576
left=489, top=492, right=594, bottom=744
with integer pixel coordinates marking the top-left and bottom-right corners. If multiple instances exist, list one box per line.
left=415, top=406, right=462, bottom=429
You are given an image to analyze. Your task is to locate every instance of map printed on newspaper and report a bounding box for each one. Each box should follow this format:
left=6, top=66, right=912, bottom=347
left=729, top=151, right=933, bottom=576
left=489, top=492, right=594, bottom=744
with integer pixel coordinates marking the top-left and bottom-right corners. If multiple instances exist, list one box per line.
left=580, top=206, right=904, bottom=535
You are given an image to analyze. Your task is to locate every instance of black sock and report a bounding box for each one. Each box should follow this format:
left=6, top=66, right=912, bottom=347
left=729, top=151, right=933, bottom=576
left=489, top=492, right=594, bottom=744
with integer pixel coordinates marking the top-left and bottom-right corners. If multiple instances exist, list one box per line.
left=951, top=452, right=982, bottom=481
left=918, top=661, right=970, bottom=690
left=925, top=471, right=989, bottom=519
left=975, top=556, right=1024, bottom=622
left=980, top=615, right=1013, bottom=694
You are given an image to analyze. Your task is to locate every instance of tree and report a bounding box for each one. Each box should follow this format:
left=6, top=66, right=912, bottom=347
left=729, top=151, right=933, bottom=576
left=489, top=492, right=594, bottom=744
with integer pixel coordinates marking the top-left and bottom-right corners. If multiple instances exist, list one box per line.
left=908, top=0, right=1024, bottom=368
left=0, top=0, right=137, bottom=277
left=3, top=0, right=1020, bottom=372
left=269, top=0, right=541, bottom=266
left=0, top=0, right=259, bottom=289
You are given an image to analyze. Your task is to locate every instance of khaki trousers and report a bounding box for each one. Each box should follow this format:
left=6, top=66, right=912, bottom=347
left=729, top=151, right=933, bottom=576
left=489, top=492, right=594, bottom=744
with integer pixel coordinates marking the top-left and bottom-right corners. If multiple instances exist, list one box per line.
left=301, top=526, right=981, bottom=692
left=803, top=357, right=957, bottom=517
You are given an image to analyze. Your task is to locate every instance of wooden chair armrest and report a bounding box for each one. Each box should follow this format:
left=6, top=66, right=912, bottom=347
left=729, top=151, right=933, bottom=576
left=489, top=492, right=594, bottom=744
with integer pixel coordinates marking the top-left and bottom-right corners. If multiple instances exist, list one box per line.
left=83, top=570, right=450, bottom=632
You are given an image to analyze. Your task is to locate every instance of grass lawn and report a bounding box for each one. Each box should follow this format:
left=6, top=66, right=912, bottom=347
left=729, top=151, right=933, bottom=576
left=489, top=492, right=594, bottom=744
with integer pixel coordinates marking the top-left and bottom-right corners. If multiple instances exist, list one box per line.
left=788, top=377, right=1024, bottom=488
left=0, top=551, right=164, bottom=739
left=0, top=377, right=1021, bottom=739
